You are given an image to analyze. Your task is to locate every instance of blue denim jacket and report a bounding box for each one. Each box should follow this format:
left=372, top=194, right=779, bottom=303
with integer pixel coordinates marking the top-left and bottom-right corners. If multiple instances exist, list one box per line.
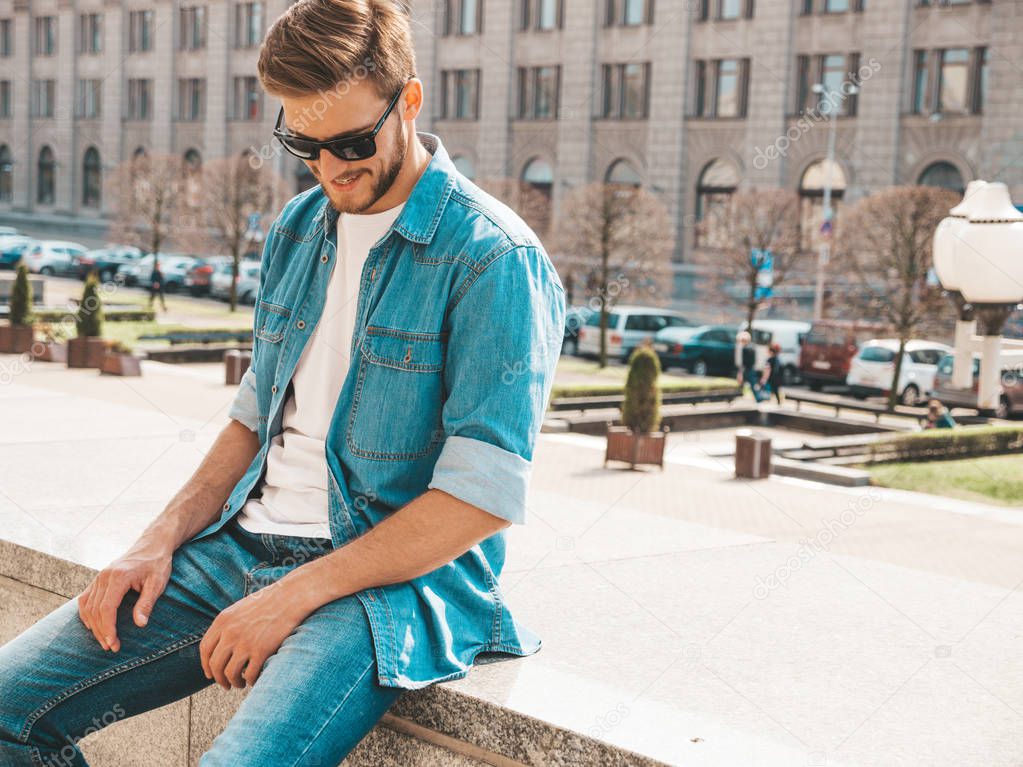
left=191, top=134, right=566, bottom=690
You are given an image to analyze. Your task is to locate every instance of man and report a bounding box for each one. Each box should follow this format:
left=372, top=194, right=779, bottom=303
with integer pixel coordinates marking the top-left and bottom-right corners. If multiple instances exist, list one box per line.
left=0, top=1, right=565, bottom=764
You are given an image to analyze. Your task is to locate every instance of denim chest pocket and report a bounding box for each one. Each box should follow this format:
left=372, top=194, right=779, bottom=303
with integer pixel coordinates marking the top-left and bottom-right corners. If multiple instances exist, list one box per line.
left=255, top=301, right=292, bottom=344
left=347, top=326, right=446, bottom=461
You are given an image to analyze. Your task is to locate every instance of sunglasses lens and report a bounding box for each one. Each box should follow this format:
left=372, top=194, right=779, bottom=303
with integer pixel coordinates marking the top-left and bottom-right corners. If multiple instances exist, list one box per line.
left=330, top=138, right=376, bottom=162
left=278, top=136, right=318, bottom=161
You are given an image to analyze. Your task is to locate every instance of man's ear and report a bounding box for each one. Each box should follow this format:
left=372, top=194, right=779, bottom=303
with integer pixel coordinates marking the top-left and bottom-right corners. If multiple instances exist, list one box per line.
left=402, top=79, right=424, bottom=122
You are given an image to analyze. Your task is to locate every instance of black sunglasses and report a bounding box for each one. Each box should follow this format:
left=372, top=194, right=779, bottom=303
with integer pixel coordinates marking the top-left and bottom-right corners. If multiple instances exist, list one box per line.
left=273, top=85, right=406, bottom=162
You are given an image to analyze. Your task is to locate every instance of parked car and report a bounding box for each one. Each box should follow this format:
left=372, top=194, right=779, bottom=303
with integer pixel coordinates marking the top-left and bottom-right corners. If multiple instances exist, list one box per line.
left=0, top=226, right=19, bottom=238
left=846, top=339, right=952, bottom=405
left=0, top=236, right=38, bottom=269
left=563, top=304, right=594, bottom=355
left=929, top=351, right=1023, bottom=419
left=185, top=256, right=232, bottom=297
left=77, top=246, right=145, bottom=282
left=655, top=324, right=771, bottom=376
left=576, top=305, right=693, bottom=362
left=211, top=260, right=261, bottom=304
left=798, top=320, right=889, bottom=390
left=122, top=253, right=196, bottom=292
left=746, top=319, right=811, bottom=385
left=22, top=240, right=88, bottom=276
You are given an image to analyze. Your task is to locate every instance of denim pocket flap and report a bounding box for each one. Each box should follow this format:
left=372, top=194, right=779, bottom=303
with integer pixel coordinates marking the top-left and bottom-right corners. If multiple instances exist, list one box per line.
left=255, top=301, right=292, bottom=343
left=362, top=327, right=445, bottom=373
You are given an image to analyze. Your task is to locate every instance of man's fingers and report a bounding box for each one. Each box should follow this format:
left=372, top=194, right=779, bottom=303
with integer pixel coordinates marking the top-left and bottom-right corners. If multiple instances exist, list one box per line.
left=96, top=578, right=130, bottom=652
left=224, top=653, right=248, bottom=689
left=133, top=576, right=164, bottom=628
left=199, top=628, right=219, bottom=681
left=208, top=641, right=234, bottom=690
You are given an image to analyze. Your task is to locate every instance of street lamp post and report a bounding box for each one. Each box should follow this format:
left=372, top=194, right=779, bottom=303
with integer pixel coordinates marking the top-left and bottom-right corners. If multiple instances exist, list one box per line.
left=811, top=82, right=857, bottom=321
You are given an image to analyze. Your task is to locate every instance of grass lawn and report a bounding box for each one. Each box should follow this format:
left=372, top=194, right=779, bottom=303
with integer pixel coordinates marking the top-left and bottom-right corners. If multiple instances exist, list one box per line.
left=553, top=356, right=736, bottom=398
left=869, top=453, right=1023, bottom=506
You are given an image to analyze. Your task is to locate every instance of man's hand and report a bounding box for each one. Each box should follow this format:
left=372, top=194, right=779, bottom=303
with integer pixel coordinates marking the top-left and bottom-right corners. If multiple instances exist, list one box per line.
left=199, top=580, right=311, bottom=690
left=78, top=537, right=174, bottom=652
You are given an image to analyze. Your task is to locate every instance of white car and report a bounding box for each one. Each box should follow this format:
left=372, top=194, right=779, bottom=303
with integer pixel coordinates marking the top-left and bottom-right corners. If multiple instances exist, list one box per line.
left=746, top=319, right=812, bottom=385
left=211, top=260, right=261, bottom=304
left=22, top=240, right=88, bottom=276
left=0, top=226, right=19, bottom=238
left=847, top=339, right=952, bottom=405
left=122, top=253, right=196, bottom=292
left=576, top=305, right=693, bottom=362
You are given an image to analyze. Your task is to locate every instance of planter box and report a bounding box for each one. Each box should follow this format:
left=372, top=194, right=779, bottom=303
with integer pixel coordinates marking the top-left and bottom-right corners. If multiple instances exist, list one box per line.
left=67, top=337, right=108, bottom=369
left=100, top=351, right=142, bottom=377
left=0, top=324, right=34, bottom=354
left=31, top=341, right=67, bottom=363
left=604, top=425, right=669, bottom=469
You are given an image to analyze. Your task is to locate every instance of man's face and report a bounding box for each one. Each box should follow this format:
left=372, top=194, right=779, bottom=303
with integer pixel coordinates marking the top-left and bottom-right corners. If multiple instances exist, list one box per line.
left=280, top=79, right=407, bottom=214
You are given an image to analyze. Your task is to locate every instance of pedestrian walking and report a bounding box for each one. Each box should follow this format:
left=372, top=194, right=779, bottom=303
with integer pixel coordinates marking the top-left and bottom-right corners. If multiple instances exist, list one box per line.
left=148, top=258, right=167, bottom=312
left=736, top=331, right=761, bottom=400
left=761, top=342, right=784, bottom=404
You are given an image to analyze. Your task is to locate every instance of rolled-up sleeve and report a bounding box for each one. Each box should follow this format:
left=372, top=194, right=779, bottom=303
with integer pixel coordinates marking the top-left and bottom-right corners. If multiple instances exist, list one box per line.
left=428, top=245, right=566, bottom=525
left=228, top=365, right=258, bottom=432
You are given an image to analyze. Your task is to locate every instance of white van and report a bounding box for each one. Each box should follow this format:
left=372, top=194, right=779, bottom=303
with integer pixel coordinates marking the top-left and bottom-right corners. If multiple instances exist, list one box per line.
left=745, top=319, right=812, bottom=385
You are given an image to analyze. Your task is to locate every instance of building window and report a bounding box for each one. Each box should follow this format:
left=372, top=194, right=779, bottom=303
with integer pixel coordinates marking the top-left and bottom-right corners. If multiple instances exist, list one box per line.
left=824, top=0, right=849, bottom=10
left=452, top=154, right=475, bottom=180
left=37, top=146, right=55, bottom=206
left=233, top=76, right=262, bottom=120
left=31, top=80, right=55, bottom=118
left=601, top=62, right=650, bottom=119
left=0, top=81, right=10, bottom=118
left=235, top=2, right=263, bottom=48
left=911, top=50, right=929, bottom=114
left=440, top=69, right=480, bottom=119
left=522, top=157, right=553, bottom=201
left=0, top=19, right=11, bottom=57
left=82, top=147, right=101, bottom=208
left=605, top=0, right=651, bottom=25
left=78, top=13, right=102, bottom=54
left=446, top=0, right=482, bottom=35
left=0, top=145, right=11, bottom=202
left=795, top=53, right=860, bottom=116
left=693, top=58, right=749, bottom=118
left=517, top=65, right=560, bottom=119
left=799, top=158, right=846, bottom=250
left=76, top=79, right=102, bottom=118
left=127, top=79, right=152, bottom=120
left=520, top=0, right=563, bottom=29
left=606, top=159, right=642, bottom=187
left=694, top=158, right=738, bottom=248
left=972, top=46, right=988, bottom=113
left=177, top=78, right=206, bottom=121
left=937, top=48, right=970, bottom=114
left=34, top=17, right=56, bottom=56
left=918, top=161, right=964, bottom=195
left=128, top=10, right=154, bottom=52
left=179, top=6, right=207, bottom=50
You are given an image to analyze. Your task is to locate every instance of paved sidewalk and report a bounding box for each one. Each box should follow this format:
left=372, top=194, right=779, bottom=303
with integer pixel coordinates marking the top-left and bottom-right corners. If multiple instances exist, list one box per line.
left=1, top=355, right=1022, bottom=765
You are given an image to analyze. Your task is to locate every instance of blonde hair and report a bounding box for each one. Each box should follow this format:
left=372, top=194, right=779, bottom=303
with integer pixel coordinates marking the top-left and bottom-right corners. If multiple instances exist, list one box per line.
left=258, top=0, right=416, bottom=100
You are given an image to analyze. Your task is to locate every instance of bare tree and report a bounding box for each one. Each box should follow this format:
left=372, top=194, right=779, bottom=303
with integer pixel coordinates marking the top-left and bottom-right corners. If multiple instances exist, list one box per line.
left=107, top=153, right=186, bottom=258
left=692, top=188, right=803, bottom=329
left=554, top=182, right=674, bottom=367
left=196, top=155, right=288, bottom=311
left=833, top=185, right=958, bottom=410
left=476, top=178, right=552, bottom=240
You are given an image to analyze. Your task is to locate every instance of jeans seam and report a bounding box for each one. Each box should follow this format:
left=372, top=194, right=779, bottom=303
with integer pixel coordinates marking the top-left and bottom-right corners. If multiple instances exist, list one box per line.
left=286, top=656, right=378, bottom=767
left=18, top=632, right=205, bottom=744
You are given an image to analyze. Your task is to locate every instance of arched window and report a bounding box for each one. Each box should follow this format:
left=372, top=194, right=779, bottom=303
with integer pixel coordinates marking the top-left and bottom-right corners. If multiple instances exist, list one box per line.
left=918, top=161, right=965, bottom=195
left=37, top=146, right=56, bottom=206
left=452, top=154, right=475, bottom=180
left=0, top=145, right=12, bottom=203
left=695, top=158, right=739, bottom=248
left=183, top=148, right=202, bottom=206
left=82, top=147, right=102, bottom=208
left=522, top=158, right=553, bottom=201
left=133, top=146, right=148, bottom=161
left=605, top=159, right=642, bottom=188
left=295, top=159, right=317, bottom=194
left=799, top=158, right=846, bottom=250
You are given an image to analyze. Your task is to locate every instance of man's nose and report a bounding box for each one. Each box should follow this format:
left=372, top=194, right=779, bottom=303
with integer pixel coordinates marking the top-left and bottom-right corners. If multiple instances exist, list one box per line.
left=316, top=153, right=352, bottom=182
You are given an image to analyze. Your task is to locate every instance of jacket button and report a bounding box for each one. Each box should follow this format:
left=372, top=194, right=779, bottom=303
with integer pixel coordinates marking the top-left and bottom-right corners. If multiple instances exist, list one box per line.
left=271, top=384, right=278, bottom=394
left=296, top=320, right=305, bottom=329
left=222, top=502, right=230, bottom=511
left=320, top=254, right=328, bottom=263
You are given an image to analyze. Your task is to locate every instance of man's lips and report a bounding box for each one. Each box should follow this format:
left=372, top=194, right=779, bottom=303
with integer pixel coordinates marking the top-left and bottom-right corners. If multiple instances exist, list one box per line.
left=330, top=171, right=365, bottom=191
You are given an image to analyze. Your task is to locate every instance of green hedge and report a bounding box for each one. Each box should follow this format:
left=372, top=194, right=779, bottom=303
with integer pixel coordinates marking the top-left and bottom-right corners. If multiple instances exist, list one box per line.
left=33, top=309, right=156, bottom=323
left=551, top=378, right=737, bottom=400
left=867, top=425, right=1023, bottom=464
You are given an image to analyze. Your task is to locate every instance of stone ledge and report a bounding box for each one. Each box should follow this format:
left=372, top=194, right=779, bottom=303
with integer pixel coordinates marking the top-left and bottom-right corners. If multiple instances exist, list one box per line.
left=0, top=537, right=669, bottom=767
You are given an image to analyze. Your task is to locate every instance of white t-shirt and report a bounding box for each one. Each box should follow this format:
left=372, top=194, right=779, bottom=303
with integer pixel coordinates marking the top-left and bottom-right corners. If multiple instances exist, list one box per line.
left=237, top=203, right=405, bottom=538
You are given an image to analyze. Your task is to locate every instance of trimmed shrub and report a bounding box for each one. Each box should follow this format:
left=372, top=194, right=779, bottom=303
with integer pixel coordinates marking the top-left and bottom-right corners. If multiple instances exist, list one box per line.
left=867, top=425, right=1023, bottom=464
left=75, top=273, right=104, bottom=338
left=10, top=264, right=33, bottom=326
left=621, top=345, right=662, bottom=433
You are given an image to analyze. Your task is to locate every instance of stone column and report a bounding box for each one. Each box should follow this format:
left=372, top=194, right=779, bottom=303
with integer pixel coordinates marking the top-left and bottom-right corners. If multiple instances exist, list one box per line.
left=151, top=0, right=175, bottom=154
left=55, top=0, right=76, bottom=214
left=476, top=0, right=512, bottom=180
left=554, top=0, right=598, bottom=212
left=977, top=0, right=1023, bottom=200
left=10, top=0, right=31, bottom=211
left=101, top=0, right=123, bottom=218
left=203, top=0, right=229, bottom=160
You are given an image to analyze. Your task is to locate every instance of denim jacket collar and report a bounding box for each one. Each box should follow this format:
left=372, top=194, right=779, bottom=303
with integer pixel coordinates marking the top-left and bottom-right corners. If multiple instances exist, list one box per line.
left=312, top=132, right=456, bottom=246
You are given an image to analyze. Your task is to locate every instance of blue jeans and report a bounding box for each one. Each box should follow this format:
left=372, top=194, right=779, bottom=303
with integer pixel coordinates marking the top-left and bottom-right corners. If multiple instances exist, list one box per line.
left=0, top=518, right=403, bottom=766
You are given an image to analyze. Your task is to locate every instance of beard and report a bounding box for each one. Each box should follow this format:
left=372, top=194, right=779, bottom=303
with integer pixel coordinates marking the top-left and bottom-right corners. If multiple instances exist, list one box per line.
left=323, top=122, right=407, bottom=215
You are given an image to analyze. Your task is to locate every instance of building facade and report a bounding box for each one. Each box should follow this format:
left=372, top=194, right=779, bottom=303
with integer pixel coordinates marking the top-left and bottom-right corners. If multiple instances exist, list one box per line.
left=0, top=0, right=1020, bottom=302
